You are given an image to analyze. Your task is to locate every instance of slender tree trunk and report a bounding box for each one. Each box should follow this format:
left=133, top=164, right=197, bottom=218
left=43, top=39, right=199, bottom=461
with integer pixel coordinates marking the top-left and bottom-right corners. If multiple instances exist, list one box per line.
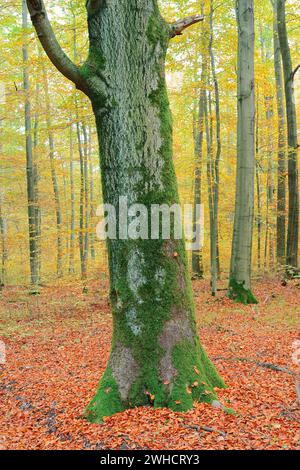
left=69, top=121, right=76, bottom=275
left=83, top=123, right=90, bottom=270
left=27, top=0, right=224, bottom=423
left=192, top=94, right=205, bottom=279
left=272, top=2, right=286, bottom=268
left=88, top=126, right=96, bottom=261
left=209, top=0, right=221, bottom=295
left=22, top=0, right=39, bottom=287
left=76, top=117, right=88, bottom=281
left=0, top=191, right=7, bottom=288
left=255, top=96, right=262, bottom=271
left=256, top=162, right=262, bottom=271
left=277, top=0, right=299, bottom=272
left=229, top=0, right=257, bottom=304
left=33, top=82, right=41, bottom=278
left=41, top=63, right=63, bottom=278
left=264, top=96, right=275, bottom=271
left=191, top=3, right=205, bottom=280
left=206, top=90, right=218, bottom=296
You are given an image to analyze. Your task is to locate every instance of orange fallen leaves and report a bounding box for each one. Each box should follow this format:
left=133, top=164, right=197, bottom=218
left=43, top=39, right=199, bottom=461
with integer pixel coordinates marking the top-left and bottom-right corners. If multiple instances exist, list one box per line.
left=0, top=279, right=299, bottom=450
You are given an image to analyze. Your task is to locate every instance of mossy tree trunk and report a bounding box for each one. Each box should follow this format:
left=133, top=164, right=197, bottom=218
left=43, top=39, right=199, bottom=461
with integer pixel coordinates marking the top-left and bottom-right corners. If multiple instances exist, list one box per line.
left=27, top=0, right=225, bottom=423
left=228, top=0, right=258, bottom=304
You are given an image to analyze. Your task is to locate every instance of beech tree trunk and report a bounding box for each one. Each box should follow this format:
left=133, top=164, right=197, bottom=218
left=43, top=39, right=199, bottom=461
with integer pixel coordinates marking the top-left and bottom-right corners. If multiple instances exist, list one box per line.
left=276, top=0, right=299, bottom=272
left=68, top=121, right=76, bottom=275
left=41, top=63, right=63, bottom=278
left=192, top=87, right=205, bottom=279
left=209, top=0, right=221, bottom=296
left=191, top=2, right=205, bottom=280
left=0, top=191, right=7, bottom=288
left=22, top=0, right=40, bottom=287
left=255, top=99, right=262, bottom=271
left=27, top=0, right=224, bottom=423
left=85, top=0, right=224, bottom=422
left=229, top=0, right=257, bottom=304
left=273, top=2, right=286, bottom=267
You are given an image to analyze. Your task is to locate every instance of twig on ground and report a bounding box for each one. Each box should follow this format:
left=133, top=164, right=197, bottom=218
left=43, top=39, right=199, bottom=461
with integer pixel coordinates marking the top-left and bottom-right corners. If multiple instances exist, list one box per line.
left=212, top=356, right=295, bottom=376
left=183, top=424, right=226, bottom=437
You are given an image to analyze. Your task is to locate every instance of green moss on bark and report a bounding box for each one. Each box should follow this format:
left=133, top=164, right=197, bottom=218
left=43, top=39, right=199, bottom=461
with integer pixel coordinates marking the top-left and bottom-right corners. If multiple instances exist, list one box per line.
left=228, top=278, right=258, bottom=305
left=85, top=367, right=124, bottom=423
left=84, top=1, right=226, bottom=424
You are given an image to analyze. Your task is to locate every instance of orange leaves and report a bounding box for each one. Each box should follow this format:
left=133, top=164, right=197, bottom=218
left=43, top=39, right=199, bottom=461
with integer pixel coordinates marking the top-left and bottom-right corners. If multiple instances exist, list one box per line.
left=1, top=279, right=299, bottom=450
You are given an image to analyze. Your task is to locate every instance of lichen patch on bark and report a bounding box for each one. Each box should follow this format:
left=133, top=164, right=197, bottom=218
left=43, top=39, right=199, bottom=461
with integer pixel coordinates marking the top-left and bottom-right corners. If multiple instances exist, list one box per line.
left=109, top=342, right=139, bottom=402
left=159, top=306, right=194, bottom=383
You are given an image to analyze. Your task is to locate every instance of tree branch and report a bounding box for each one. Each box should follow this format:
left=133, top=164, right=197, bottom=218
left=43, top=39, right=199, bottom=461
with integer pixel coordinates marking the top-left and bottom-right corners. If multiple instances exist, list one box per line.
left=169, top=14, right=204, bottom=39
left=292, top=64, right=300, bottom=81
left=26, top=0, right=87, bottom=93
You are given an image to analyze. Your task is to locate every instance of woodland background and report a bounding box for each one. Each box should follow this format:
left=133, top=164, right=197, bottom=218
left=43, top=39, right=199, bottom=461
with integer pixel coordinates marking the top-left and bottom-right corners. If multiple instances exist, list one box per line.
left=0, top=0, right=300, bottom=451
left=1, top=0, right=299, bottom=286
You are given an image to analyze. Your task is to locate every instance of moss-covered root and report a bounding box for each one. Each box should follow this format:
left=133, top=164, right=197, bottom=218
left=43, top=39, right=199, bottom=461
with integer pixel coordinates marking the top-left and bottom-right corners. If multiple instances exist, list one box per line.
left=85, top=367, right=125, bottom=424
left=85, top=341, right=226, bottom=423
left=228, top=278, right=258, bottom=305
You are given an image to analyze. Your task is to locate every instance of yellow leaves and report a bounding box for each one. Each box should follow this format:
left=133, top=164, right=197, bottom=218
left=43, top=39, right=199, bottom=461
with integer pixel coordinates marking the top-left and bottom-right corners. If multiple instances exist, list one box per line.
left=193, top=366, right=200, bottom=375
left=145, top=391, right=155, bottom=403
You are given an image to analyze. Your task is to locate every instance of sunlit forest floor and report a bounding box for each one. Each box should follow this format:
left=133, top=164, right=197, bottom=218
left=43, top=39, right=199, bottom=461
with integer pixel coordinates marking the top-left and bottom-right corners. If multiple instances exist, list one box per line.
left=0, top=278, right=299, bottom=450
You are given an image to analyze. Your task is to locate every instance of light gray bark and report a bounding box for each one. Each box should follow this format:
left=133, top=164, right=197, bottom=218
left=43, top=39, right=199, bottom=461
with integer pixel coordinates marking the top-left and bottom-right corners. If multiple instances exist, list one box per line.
left=41, top=62, right=63, bottom=278
left=229, top=0, right=257, bottom=303
left=69, top=121, right=75, bottom=275
left=209, top=0, right=221, bottom=296
left=0, top=191, right=7, bottom=288
left=22, top=0, right=40, bottom=286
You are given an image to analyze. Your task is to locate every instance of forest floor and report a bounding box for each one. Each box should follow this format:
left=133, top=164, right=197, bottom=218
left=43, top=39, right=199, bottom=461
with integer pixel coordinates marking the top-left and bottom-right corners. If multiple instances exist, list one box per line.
left=0, top=277, right=299, bottom=450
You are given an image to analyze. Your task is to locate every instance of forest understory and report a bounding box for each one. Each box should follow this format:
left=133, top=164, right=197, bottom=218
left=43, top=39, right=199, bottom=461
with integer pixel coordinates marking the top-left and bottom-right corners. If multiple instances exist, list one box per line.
left=1, top=278, right=299, bottom=451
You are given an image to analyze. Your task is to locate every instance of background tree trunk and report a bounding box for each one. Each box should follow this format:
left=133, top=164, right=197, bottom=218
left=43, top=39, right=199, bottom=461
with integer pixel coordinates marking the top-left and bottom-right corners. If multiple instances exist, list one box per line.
left=41, top=63, right=63, bottom=278
left=192, top=88, right=205, bottom=279
left=22, top=0, right=40, bottom=287
left=255, top=97, right=262, bottom=272
left=229, top=0, right=257, bottom=304
left=69, top=120, right=76, bottom=275
left=273, top=2, right=286, bottom=268
left=0, top=190, right=7, bottom=288
left=209, top=0, right=221, bottom=295
left=277, top=0, right=299, bottom=272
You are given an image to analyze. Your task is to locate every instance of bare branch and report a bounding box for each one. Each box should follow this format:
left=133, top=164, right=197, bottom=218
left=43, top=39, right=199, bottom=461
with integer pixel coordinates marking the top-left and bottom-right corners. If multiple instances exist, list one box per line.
left=26, top=0, right=87, bottom=93
left=169, top=14, right=204, bottom=39
left=292, top=64, right=300, bottom=81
